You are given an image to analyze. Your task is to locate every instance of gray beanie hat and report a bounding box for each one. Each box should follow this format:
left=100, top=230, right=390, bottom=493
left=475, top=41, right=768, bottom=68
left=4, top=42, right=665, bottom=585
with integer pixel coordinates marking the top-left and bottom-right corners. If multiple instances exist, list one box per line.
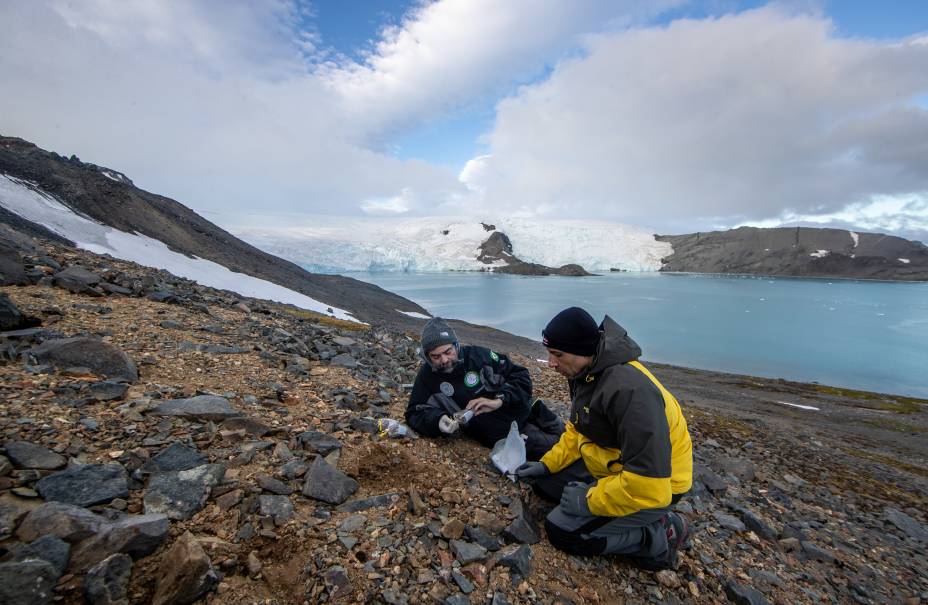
left=421, top=317, right=458, bottom=353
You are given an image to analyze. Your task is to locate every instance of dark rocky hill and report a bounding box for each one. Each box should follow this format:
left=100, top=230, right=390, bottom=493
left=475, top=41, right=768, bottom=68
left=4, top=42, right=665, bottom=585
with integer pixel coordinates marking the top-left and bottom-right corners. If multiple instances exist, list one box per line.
left=476, top=230, right=592, bottom=277
left=658, top=226, right=928, bottom=281
left=0, top=136, right=435, bottom=328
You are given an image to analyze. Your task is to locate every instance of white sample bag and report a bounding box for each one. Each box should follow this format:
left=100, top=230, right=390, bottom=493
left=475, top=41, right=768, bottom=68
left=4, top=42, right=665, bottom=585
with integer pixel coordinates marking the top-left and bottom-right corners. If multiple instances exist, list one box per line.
left=490, top=421, right=526, bottom=481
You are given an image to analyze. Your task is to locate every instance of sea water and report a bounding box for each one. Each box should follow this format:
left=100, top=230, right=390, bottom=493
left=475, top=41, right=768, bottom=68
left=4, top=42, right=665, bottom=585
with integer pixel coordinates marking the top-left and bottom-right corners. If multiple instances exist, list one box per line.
left=348, top=271, right=928, bottom=398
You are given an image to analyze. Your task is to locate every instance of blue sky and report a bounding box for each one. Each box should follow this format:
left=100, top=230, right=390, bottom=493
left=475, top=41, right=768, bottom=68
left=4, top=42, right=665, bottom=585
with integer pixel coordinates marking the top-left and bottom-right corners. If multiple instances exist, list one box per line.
left=1, top=1, right=927, bottom=241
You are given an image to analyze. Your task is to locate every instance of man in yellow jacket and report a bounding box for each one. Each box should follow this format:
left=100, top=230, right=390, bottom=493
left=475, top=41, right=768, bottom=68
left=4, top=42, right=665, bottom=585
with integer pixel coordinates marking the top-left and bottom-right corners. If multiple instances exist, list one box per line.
left=515, top=307, right=693, bottom=570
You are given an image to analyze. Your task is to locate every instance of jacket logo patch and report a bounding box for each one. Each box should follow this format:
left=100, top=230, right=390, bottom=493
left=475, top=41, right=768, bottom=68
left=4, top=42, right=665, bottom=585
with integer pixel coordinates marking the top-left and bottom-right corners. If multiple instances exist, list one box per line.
left=440, top=382, right=454, bottom=396
left=585, top=375, right=595, bottom=383
left=489, top=351, right=499, bottom=362
left=464, top=371, right=479, bottom=388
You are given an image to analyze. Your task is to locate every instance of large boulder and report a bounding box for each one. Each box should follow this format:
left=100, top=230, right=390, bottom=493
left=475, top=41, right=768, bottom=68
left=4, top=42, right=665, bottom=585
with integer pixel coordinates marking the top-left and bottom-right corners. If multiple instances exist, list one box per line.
left=36, top=464, right=129, bottom=508
left=7, top=535, right=71, bottom=578
left=52, top=265, right=103, bottom=294
left=29, top=337, right=138, bottom=382
left=151, top=532, right=219, bottom=605
left=141, top=442, right=208, bottom=474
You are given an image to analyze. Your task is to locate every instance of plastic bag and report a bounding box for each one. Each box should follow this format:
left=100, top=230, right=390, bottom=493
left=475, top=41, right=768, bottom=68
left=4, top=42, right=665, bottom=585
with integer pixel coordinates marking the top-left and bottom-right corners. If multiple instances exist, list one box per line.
left=377, top=418, right=410, bottom=438
left=490, top=421, right=526, bottom=481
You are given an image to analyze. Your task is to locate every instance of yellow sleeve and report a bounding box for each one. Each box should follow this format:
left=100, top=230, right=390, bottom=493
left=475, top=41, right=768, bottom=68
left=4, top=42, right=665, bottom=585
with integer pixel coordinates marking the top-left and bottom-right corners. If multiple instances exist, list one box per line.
left=539, top=421, right=582, bottom=474
left=586, top=470, right=672, bottom=517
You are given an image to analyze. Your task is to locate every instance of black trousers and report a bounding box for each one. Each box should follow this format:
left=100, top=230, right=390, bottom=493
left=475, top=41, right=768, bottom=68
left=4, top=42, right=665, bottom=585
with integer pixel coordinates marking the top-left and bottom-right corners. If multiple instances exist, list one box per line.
left=534, top=460, right=685, bottom=565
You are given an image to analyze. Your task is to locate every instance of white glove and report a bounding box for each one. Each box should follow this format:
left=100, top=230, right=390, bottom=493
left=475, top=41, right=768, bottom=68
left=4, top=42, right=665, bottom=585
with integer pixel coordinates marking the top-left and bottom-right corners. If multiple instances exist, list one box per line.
left=438, top=415, right=460, bottom=435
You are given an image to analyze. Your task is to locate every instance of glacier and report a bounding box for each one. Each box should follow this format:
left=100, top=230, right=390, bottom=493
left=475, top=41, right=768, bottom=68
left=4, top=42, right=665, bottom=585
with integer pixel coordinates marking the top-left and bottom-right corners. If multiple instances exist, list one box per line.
left=0, top=174, right=358, bottom=321
left=235, top=217, right=672, bottom=273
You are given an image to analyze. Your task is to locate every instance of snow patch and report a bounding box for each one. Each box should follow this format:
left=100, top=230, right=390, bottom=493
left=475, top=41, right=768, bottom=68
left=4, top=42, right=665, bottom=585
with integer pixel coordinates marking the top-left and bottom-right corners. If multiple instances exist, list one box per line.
left=0, top=174, right=358, bottom=322
left=849, top=231, right=859, bottom=248
left=397, top=310, right=430, bottom=319
left=810, top=249, right=830, bottom=258
left=775, top=400, right=820, bottom=411
left=898, top=258, right=911, bottom=264
left=236, top=217, right=671, bottom=273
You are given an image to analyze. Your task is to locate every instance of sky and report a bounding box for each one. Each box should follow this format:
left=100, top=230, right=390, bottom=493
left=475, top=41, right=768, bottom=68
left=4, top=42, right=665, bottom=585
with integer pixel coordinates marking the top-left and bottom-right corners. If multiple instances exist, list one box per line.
left=1, top=0, right=927, bottom=242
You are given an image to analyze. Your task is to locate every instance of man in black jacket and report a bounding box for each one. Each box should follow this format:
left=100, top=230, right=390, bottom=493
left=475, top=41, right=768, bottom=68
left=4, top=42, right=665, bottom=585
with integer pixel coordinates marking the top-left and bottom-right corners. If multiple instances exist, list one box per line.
left=405, top=317, right=562, bottom=458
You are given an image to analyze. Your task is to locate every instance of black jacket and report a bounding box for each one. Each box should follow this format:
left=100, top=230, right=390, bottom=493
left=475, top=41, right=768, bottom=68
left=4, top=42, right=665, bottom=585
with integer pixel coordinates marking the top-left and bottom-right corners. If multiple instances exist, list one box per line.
left=405, top=345, right=532, bottom=446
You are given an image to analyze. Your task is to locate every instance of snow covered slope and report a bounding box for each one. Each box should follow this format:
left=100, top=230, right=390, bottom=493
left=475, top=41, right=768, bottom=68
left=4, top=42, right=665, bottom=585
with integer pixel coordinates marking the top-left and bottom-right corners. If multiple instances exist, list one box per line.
left=0, top=174, right=358, bottom=320
left=236, top=217, right=671, bottom=273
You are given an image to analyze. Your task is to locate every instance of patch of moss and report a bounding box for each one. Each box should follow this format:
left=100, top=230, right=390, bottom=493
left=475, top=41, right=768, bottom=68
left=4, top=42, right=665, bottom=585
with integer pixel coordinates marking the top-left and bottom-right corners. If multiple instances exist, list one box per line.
left=276, top=307, right=369, bottom=331
left=858, top=418, right=927, bottom=434
left=840, top=446, right=928, bottom=479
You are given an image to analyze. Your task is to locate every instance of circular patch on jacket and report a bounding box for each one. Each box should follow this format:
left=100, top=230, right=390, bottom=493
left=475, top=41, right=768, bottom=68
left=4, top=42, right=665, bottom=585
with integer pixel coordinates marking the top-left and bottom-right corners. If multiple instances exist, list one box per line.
left=489, top=351, right=499, bottom=362
left=440, top=382, right=454, bottom=396
left=464, top=371, right=480, bottom=388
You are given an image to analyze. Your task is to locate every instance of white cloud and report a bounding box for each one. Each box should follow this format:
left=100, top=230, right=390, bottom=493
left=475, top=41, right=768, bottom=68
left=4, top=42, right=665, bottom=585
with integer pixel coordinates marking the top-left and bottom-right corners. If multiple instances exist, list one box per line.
left=462, top=7, right=928, bottom=235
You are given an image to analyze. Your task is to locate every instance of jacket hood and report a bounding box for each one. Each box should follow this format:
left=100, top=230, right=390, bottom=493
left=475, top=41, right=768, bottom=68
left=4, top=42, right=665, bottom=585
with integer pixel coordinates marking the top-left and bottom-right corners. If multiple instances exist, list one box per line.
left=588, top=315, right=641, bottom=373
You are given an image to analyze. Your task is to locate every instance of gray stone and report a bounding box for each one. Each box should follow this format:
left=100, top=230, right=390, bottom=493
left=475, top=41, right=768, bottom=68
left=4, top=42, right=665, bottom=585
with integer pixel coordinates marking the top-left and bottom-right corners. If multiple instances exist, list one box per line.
left=451, top=569, right=475, bottom=594
left=53, top=265, right=101, bottom=290
left=71, top=514, right=169, bottom=572
left=0, top=251, right=28, bottom=287
left=332, top=336, right=357, bottom=347
left=884, top=507, right=928, bottom=542
left=220, top=417, right=276, bottom=437
left=740, top=510, right=778, bottom=542
left=301, top=457, right=358, bottom=505
left=297, top=431, right=342, bottom=455
left=259, top=495, right=294, bottom=526
left=491, top=591, right=511, bottom=605
left=502, top=515, right=540, bottom=545
left=84, top=553, right=132, bottom=605
left=696, top=465, right=728, bottom=496
left=725, top=580, right=772, bottom=605
left=9, top=535, right=70, bottom=577
left=718, top=455, right=757, bottom=482
left=338, top=514, right=367, bottom=533
left=0, top=454, right=11, bottom=476
left=800, top=541, right=837, bottom=564
left=149, top=395, right=241, bottom=421
left=445, top=595, right=469, bottom=605
left=36, top=464, right=129, bottom=507
left=280, top=458, right=309, bottom=479
left=713, top=511, right=747, bottom=532
left=322, top=565, right=351, bottom=600
left=88, top=381, right=129, bottom=402
left=1, top=493, right=40, bottom=540
left=450, top=539, right=487, bottom=564
left=337, top=492, right=402, bottom=513
left=465, top=525, right=500, bottom=552
left=494, top=543, right=532, bottom=577
left=330, top=353, right=358, bottom=368
left=0, top=560, right=58, bottom=605
left=151, top=532, right=219, bottom=605
left=141, top=442, right=208, bottom=474
left=1, top=293, right=35, bottom=330
left=144, top=464, right=225, bottom=520
left=17, top=501, right=104, bottom=543
left=4, top=441, right=66, bottom=470
left=256, top=474, right=294, bottom=495
left=29, top=337, right=138, bottom=381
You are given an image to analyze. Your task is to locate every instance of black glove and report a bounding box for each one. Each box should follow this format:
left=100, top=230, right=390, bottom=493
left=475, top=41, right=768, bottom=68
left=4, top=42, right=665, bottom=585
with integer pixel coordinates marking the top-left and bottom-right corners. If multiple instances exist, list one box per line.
left=514, top=461, right=549, bottom=481
left=560, top=481, right=592, bottom=516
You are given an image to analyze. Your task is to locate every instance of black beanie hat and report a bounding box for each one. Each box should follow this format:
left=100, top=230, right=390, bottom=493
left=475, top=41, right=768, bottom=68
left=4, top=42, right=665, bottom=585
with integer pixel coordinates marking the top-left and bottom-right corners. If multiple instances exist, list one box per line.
left=542, top=307, right=600, bottom=356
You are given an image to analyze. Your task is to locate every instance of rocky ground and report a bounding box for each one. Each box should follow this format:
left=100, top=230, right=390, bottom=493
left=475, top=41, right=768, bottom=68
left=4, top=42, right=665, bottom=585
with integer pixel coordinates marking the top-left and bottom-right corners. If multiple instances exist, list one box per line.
left=1, top=242, right=927, bottom=605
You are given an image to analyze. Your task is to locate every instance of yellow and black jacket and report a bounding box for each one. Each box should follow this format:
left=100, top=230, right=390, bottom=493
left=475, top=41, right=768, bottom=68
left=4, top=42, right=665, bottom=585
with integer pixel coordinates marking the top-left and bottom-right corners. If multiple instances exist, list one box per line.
left=540, top=316, right=692, bottom=517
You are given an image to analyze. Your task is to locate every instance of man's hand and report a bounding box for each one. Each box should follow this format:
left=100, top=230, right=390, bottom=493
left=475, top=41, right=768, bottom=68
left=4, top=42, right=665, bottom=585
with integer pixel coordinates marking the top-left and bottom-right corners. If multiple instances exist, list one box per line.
left=438, top=415, right=460, bottom=435
left=466, top=397, right=503, bottom=416
left=559, top=481, right=592, bottom=517
left=514, top=461, right=548, bottom=482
